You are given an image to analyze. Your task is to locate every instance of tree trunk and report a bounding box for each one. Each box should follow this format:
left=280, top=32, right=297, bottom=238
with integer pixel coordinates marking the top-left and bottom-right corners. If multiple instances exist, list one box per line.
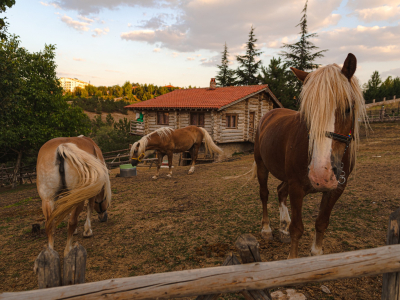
left=11, top=150, right=22, bottom=189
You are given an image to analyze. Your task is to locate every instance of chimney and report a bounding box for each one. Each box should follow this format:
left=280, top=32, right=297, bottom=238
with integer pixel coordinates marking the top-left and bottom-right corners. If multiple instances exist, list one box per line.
left=210, top=78, right=216, bottom=90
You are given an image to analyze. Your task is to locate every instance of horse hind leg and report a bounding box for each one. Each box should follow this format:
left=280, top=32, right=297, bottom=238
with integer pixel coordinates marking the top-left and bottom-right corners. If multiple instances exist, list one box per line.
left=42, top=200, right=55, bottom=249
left=65, top=201, right=85, bottom=256
left=257, top=162, right=273, bottom=241
left=277, top=182, right=291, bottom=244
left=188, top=144, right=200, bottom=175
left=153, top=152, right=163, bottom=180
left=83, top=198, right=95, bottom=237
left=166, top=152, right=173, bottom=178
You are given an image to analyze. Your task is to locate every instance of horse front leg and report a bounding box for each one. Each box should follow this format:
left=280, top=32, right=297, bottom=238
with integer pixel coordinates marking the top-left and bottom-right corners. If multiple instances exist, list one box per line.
left=288, top=183, right=306, bottom=259
left=153, top=152, right=164, bottom=180
left=256, top=162, right=273, bottom=241
left=166, top=152, right=173, bottom=178
left=188, top=144, right=200, bottom=175
left=65, top=202, right=85, bottom=256
left=311, top=188, right=343, bottom=256
left=277, top=182, right=291, bottom=243
left=83, top=198, right=95, bottom=237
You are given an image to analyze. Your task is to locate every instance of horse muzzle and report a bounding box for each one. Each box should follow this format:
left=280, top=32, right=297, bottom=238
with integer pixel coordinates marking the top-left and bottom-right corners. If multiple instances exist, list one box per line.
left=308, top=165, right=338, bottom=191
left=98, top=211, right=108, bottom=222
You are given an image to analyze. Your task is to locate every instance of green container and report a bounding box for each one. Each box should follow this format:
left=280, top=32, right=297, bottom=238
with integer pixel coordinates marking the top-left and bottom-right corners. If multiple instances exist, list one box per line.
left=120, top=164, right=135, bottom=169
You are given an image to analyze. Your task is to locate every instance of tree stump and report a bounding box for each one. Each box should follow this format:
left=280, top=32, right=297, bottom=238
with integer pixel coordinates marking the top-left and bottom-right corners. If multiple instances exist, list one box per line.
left=382, top=207, right=400, bottom=300
left=235, top=234, right=272, bottom=300
left=63, top=242, right=87, bottom=286
left=33, top=246, right=61, bottom=289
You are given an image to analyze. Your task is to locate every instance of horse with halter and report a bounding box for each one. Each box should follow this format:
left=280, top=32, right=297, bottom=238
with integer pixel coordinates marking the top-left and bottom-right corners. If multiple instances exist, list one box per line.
left=242, top=54, right=367, bottom=259
left=36, top=136, right=111, bottom=256
left=130, top=126, right=223, bottom=179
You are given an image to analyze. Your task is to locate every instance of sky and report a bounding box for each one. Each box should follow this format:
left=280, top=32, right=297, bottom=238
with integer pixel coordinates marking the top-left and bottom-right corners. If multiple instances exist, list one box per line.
left=4, top=0, right=400, bottom=88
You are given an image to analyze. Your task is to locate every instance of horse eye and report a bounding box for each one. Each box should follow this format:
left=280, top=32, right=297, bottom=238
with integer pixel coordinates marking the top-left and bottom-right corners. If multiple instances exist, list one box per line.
left=345, top=107, right=351, bottom=114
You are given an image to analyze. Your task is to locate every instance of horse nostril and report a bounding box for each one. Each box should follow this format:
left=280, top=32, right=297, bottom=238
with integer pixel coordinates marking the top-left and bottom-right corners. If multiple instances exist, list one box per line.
left=332, top=167, right=338, bottom=175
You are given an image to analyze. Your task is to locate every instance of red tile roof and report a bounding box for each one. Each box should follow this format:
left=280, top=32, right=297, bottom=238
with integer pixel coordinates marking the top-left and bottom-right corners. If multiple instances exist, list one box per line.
left=125, top=85, right=281, bottom=110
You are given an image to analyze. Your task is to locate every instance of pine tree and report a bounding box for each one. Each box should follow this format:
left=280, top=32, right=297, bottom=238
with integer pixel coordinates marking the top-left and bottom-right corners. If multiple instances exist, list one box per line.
left=216, top=42, right=236, bottom=87
left=280, top=0, right=327, bottom=71
left=236, top=26, right=263, bottom=86
left=258, top=57, right=297, bottom=109
left=363, top=71, right=383, bottom=103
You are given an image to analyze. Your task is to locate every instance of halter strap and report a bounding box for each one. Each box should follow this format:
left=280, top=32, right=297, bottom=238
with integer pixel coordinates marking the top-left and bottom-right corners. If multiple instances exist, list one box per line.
left=131, top=152, right=145, bottom=162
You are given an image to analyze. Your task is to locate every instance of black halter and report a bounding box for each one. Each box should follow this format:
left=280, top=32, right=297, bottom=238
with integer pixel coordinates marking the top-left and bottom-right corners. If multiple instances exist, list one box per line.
left=324, top=130, right=353, bottom=184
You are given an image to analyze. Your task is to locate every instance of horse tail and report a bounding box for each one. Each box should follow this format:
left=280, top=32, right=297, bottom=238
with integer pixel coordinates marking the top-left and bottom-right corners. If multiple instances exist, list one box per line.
left=46, top=143, right=111, bottom=232
left=224, top=161, right=258, bottom=181
left=199, top=128, right=223, bottom=156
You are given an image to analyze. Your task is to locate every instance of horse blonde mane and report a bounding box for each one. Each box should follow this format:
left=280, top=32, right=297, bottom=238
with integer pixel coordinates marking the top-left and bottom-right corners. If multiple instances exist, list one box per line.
left=299, top=63, right=367, bottom=166
left=130, top=127, right=174, bottom=157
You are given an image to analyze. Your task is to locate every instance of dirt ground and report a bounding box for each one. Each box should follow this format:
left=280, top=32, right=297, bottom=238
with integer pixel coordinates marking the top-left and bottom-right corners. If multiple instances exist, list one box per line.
left=1, top=122, right=400, bottom=299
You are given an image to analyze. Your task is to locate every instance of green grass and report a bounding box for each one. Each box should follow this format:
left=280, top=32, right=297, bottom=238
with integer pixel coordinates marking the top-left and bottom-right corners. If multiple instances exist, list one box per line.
left=2, top=197, right=32, bottom=209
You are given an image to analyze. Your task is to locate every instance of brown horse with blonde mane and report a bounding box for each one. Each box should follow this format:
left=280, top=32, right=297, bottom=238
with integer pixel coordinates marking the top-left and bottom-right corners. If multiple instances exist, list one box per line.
left=239, top=54, right=367, bottom=259
left=37, top=136, right=111, bottom=256
left=130, top=126, right=223, bottom=179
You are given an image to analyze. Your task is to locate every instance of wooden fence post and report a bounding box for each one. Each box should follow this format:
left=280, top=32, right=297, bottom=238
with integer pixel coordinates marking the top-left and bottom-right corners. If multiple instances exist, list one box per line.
left=382, top=207, right=400, bottom=300
left=196, top=253, right=241, bottom=300
left=63, top=243, right=87, bottom=286
left=33, top=246, right=61, bottom=289
left=235, top=234, right=272, bottom=300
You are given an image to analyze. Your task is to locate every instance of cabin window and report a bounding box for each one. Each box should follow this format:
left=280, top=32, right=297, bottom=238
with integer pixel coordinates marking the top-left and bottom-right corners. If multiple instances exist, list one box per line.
left=157, top=111, right=169, bottom=125
left=226, top=114, right=238, bottom=128
left=190, top=112, right=205, bottom=127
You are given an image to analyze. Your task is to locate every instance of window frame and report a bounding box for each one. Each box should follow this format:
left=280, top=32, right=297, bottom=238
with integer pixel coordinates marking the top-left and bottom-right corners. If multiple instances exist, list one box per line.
left=190, top=112, right=205, bottom=127
left=157, top=111, right=169, bottom=125
left=225, top=113, right=238, bottom=129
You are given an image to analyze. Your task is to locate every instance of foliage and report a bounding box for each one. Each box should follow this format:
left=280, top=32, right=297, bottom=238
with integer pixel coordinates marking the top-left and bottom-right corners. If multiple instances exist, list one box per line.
left=216, top=43, right=236, bottom=87
left=0, top=37, right=91, bottom=172
left=236, top=26, right=263, bottom=86
left=0, top=0, right=15, bottom=40
left=363, top=71, right=400, bottom=103
left=280, top=0, right=327, bottom=72
left=89, top=114, right=139, bottom=153
left=72, top=96, right=131, bottom=114
left=258, top=57, right=297, bottom=109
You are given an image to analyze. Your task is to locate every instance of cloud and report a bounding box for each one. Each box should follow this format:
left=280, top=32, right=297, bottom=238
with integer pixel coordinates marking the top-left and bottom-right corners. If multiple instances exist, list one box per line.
left=196, top=54, right=201, bottom=57
left=153, top=48, right=161, bottom=52
left=128, top=23, right=132, bottom=27
left=73, top=57, right=85, bottom=61
left=78, top=15, right=94, bottom=23
left=353, top=5, right=400, bottom=23
left=92, top=27, right=110, bottom=37
left=60, top=15, right=90, bottom=31
left=346, top=0, right=400, bottom=10
left=51, top=0, right=178, bottom=15
left=172, top=52, right=179, bottom=57
left=187, top=57, right=195, bottom=61
left=382, top=68, right=400, bottom=78
left=40, top=1, right=60, bottom=8
left=200, top=55, right=219, bottom=67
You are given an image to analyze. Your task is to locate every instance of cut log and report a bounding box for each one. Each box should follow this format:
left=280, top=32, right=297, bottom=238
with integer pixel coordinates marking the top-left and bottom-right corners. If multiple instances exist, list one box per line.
left=5, top=245, right=400, bottom=300
left=33, top=246, right=61, bottom=289
left=63, top=243, right=87, bottom=286
left=382, top=207, right=400, bottom=300
left=235, top=234, right=271, bottom=300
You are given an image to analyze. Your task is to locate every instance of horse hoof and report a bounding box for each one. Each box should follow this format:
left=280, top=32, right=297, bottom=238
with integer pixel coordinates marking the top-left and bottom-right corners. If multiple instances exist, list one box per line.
left=261, top=230, right=273, bottom=241
left=310, top=249, right=323, bottom=256
left=279, top=231, right=291, bottom=244
left=152, top=176, right=158, bottom=180
left=83, top=230, right=93, bottom=238
left=73, top=228, right=78, bottom=235
left=167, top=174, right=172, bottom=178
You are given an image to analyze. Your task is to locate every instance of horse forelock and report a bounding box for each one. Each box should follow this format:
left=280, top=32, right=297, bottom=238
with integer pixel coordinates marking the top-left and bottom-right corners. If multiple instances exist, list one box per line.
left=299, top=63, right=367, bottom=165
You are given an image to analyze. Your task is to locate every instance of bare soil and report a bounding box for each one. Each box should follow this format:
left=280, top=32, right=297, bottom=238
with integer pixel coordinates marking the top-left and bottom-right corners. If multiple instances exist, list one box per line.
left=1, top=122, right=400, bottom=299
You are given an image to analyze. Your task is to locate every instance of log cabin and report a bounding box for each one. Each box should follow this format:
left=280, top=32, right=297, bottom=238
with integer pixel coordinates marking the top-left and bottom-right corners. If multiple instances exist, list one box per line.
left=125, top=79, right=283, bottom=164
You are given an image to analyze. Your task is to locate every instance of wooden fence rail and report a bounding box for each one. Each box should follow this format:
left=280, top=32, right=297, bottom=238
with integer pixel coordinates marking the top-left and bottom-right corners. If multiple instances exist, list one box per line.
left=2, top=244, right=400, bottom=300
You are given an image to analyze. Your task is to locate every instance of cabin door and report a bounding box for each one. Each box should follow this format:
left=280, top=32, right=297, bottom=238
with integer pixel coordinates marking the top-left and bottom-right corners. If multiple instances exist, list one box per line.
left=249, top=112, right=255, bottom=140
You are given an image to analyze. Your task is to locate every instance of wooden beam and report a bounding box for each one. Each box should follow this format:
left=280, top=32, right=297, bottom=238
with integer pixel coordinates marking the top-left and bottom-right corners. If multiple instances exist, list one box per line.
left=4, top=245, right=400, bottom=300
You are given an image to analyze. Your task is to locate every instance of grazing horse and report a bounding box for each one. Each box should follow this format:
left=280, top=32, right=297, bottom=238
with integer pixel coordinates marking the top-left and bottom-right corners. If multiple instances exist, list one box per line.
left=243, top=54, right=367, bottom=259
left=36, top=136, right=111, bottom=256
left=130, top=126, right=223, bottom=179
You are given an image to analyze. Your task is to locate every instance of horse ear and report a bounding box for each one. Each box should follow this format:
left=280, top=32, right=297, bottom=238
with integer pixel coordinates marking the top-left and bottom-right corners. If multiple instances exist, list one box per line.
left=290, top=67, right=309, bottom=83
left=341, top=53, right=357, bottom=81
